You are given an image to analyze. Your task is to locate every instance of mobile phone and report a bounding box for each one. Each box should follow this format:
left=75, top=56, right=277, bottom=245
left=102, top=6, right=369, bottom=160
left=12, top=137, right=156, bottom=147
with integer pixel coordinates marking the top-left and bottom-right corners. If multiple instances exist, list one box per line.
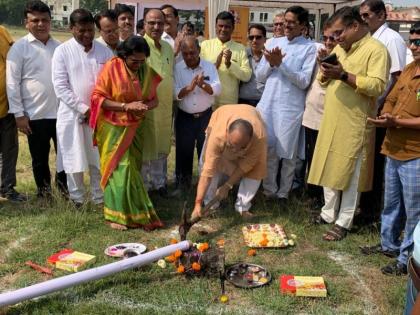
left=321, top=53, right=338, bottom=65
left=203, top=76, right=210, bottom=81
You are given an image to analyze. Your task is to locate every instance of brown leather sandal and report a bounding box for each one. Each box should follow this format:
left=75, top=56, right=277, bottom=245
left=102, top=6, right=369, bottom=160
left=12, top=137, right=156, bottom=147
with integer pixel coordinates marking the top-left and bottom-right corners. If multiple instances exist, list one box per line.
left=322, top=224, right=347, bottom=241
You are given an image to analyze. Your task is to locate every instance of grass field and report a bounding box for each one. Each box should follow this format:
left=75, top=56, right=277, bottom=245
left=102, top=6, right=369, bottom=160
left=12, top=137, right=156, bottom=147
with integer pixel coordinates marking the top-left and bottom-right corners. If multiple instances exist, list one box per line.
left=0, top=27, right=407, bottom=315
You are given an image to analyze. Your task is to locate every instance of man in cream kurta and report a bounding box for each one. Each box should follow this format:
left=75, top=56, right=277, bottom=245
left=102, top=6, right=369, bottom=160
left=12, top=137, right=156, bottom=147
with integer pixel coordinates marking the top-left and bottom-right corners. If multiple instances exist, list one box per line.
left=307, top=7, right=389, bottom=240
left=141, top=9, right=174, bottom=195
left=52, top=9, right=113, bottom=205
left=192, top=105, right=267, bottom=218
left=200, top=11, right=251, bottom=107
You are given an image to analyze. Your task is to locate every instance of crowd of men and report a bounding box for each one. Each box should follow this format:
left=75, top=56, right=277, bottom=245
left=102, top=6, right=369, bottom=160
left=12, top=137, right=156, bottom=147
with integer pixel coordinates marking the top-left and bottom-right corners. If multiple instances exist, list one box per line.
left=0, top=0, right=419, bottom=288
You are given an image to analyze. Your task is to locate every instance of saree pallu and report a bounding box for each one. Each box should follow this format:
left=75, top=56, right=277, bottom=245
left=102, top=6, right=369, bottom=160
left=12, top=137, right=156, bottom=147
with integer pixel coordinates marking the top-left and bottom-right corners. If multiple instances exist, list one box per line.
left=91, top=57, right=163, bottom=229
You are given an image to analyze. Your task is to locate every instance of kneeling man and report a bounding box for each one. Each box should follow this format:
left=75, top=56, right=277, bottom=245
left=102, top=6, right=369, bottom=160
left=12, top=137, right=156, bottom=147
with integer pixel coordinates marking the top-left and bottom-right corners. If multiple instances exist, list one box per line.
left=192, top=105, right=267, bottom=218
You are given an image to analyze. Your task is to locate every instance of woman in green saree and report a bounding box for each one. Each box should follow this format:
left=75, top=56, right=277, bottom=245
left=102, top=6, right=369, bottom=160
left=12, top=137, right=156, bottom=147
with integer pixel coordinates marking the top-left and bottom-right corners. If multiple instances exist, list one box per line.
left=90, top=36, right=163, bottom=230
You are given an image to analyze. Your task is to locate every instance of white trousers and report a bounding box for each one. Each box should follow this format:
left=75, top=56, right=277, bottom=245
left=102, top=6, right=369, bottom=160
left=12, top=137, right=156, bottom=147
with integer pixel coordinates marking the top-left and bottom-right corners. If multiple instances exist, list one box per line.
left=204, top=171, right=261, bottom=213
left=320, top=156, right=362, bottom=229
left=263, top=146, right=297, bottom=199
left=141, top=154, right=168, bottom=190
left=66, top=165, right=103, bottom=204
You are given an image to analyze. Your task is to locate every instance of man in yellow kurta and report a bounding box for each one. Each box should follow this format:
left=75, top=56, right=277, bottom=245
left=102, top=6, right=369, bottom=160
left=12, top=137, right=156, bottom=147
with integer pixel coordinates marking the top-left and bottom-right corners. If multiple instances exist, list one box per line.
left=192, top=105, right=267, bottom=219
left=200, top=11, right=251, bottom=107
left=141, top=9, right=174, bottom=195
left=0, top=26, right=25, bottom=202
left=307, top=6, right=389, bottom=241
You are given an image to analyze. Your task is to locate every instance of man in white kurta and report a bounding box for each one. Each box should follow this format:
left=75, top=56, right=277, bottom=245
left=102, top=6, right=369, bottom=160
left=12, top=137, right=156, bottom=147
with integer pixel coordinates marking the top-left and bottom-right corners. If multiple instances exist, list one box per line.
left=256, top=6, right=316, bottom=202
left=52, top=9, right=113, bottom=205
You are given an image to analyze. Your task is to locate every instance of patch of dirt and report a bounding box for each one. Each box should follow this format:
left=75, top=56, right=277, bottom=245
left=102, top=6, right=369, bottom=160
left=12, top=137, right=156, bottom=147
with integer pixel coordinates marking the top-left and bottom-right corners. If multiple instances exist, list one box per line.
left=0, top=235, right=29, bottom=263
left=0, top=269, right=28, bottom=291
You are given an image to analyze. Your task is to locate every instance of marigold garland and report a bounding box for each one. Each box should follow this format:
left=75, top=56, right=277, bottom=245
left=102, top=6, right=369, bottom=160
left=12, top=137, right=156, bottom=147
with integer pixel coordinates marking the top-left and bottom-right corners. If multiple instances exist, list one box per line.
left=170, top=239, right=178, bottom=244
left=174, top=249, right=182, bottom=258
left=165, top=255, right=176, bottom=263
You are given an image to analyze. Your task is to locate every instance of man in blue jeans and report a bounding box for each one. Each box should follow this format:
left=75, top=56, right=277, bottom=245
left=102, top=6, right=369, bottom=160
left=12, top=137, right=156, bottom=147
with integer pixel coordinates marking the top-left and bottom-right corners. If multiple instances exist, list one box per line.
left=361, top=22, right=420, bottom=276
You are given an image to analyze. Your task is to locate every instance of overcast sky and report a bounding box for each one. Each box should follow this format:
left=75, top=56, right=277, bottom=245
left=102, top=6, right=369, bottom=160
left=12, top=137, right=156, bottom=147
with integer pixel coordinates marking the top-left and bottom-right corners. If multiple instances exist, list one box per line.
left=390, top=0, right=419, bottom=7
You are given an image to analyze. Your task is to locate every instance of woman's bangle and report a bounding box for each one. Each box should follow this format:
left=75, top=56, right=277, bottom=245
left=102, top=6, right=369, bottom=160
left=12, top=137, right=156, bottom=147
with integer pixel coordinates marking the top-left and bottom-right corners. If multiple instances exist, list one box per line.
left=121, top=102, right=127, bottom=111
left=195, top=199, right=203, bottom=205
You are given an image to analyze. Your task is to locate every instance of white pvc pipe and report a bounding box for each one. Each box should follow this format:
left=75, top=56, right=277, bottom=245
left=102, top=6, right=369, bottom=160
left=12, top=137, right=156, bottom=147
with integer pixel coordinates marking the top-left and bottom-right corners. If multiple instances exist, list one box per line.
left=0, top=240, right=191, bottom=307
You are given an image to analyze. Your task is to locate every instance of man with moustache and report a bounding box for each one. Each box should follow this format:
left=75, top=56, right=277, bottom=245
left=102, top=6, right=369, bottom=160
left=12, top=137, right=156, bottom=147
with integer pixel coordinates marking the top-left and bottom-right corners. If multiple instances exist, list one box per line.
left=256, top=6, right=316, bottom=205
left=52, top=9, right=113, bottom=206
left=7, top=0, right=67, bottom=198
left=307, top=6, right=389, bottom=241
left=361, top=22, right=420, bottom=276
left=141, top=9, right=174, bottom=196
left=114, top=4, right=134, bottom=41
left=160, top=4, right=183, bottom=63
left=95, top=9, right=120, bottom=55
left=238, top=24, right=266, bottom=107
left=358, top=0, right=407, bottom=224
left=200, top=11, right=251, bottom=107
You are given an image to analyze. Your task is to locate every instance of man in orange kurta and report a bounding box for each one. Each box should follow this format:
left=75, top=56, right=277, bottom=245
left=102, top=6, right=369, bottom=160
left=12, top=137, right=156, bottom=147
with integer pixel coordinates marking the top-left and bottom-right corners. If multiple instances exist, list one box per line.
left=192, top=105, right=267, bottom=218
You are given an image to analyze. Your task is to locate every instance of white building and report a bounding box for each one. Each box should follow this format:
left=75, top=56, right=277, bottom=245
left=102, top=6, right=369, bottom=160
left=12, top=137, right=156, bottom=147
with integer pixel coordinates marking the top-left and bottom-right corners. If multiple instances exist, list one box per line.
left=46, top=0, right=79, bottom=27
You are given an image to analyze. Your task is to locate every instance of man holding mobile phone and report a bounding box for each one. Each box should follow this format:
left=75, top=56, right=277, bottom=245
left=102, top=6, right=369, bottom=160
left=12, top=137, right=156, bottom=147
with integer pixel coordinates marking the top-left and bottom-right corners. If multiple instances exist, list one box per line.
left=307, top=6, right=389, bottom=241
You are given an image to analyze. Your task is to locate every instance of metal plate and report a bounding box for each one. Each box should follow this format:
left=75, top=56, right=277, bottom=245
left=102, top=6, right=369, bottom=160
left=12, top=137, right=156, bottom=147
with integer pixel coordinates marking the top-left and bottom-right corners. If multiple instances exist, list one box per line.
left=104, top=243, right=146, bottom=258
left=225, top=263, right=271, bottom=288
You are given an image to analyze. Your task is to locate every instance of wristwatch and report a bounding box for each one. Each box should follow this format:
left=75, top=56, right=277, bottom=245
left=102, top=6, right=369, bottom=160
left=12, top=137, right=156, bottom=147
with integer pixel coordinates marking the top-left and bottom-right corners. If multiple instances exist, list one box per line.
left=340, top=71, right=348, bottom=82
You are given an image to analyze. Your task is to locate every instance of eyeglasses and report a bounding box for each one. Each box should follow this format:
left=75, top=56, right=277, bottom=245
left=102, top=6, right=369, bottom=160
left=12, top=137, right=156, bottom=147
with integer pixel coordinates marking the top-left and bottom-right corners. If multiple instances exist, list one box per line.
left=408, top=38, right=420, bottom=47
left=273, top=22, right=284, bottom=27
left=146, top=21, right=164, bottom=27
left=248, top=35, right=263, bottom=41
left=322, top=35, right=336, bottom=42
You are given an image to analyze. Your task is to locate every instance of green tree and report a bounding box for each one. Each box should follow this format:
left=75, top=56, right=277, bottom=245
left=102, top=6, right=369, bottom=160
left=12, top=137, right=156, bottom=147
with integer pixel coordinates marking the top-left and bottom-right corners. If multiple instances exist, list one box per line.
left=79, top=0, right=107, bottom=16
left=0, top=0, right=27, bottom=26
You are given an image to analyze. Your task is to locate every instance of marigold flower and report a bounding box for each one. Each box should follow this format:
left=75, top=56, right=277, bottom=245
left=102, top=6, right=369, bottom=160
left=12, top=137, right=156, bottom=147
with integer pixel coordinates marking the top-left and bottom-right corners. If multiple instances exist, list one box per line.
left=247, top=249, right=257, bottom=256
left=177, top=265, right=185, bottom=273
left=216, top=239, right=225, bottom=247
left=198, top=242, right=209, bottom=252
left=170, top=239, right=178, bottom=244
left=259, top=239, right=268, bottom=247
left=174, top=249, right=182, bottom=258
left=192, top=262, right=201, bottom=271
left=165, top=255, right=176, bottom=263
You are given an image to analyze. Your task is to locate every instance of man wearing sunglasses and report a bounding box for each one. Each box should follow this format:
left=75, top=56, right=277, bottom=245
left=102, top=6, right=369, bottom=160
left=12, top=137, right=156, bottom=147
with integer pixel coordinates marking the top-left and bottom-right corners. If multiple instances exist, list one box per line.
left=361, top=22, right=420, bottom=277
left=358, top=0, right=407, bottom=225
left=266, top=13, right=285, bottom=47
left=238, top=24, right=266, bottom=107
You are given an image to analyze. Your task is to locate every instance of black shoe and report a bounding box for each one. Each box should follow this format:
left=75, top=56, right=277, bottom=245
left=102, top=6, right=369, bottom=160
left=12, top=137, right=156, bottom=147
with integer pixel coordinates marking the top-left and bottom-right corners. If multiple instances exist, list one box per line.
left=381, top=260, right=407, bottom=276
left=359, top=244, right=399, bottom=258
left=157, top=186, right=168, bottom=198
left=1, top=189, right=27, bottom=202
left=278, top=197, right=288, bottom=208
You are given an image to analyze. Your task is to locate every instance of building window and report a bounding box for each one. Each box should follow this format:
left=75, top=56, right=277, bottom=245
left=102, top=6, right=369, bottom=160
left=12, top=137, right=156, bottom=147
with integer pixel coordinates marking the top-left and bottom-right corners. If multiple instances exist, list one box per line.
left=63, top=5, right=67, bottom=11
left=49, top=5, right=54, bottom=10
left=263, top=13, right=268, bottom=22
left=63, top=17, right=68, bottom=25
left=250, top=12, right=254, bottom=22
left=259, top=13, right=263, bottom=22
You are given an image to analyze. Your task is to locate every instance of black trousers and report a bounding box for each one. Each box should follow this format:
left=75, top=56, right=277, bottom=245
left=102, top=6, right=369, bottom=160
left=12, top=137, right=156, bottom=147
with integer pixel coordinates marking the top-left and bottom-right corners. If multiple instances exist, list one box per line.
left=304, top=126, right=323, bottom=203
left=0, top=114, right=18, bottom=193
left=27, top=119, right=67, bottom=194
left=359, top=127, right=386, bottom=221
left=175, top=108, right=212, bottom=187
